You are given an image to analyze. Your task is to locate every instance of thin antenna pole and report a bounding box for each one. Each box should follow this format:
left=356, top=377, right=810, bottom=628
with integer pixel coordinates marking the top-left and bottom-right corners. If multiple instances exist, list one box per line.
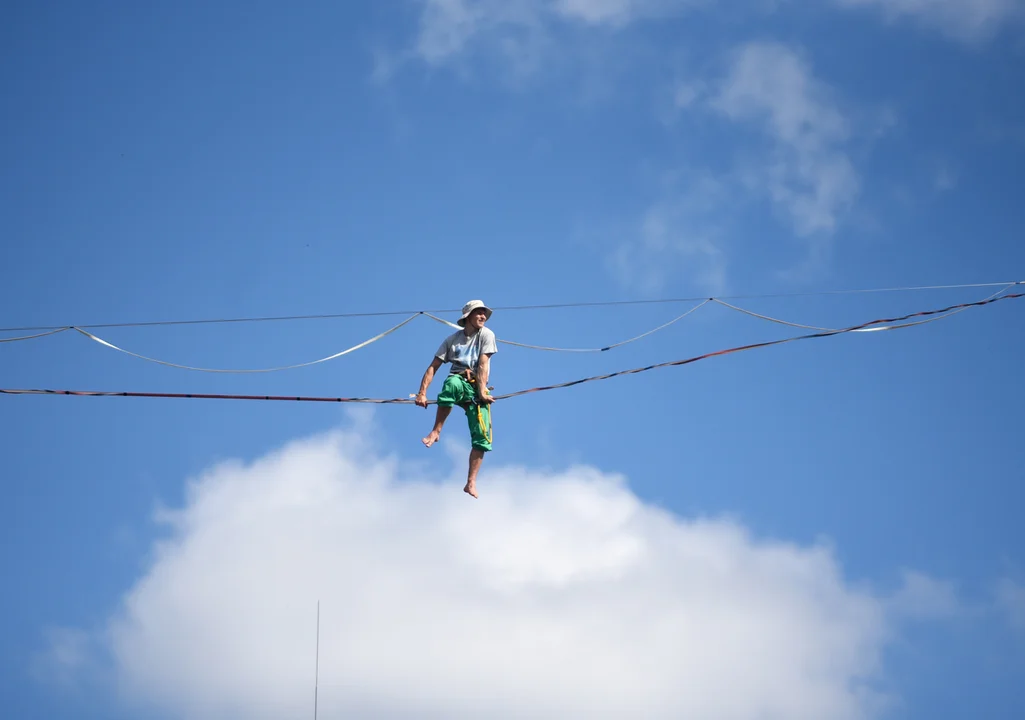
left=314, top=600, right=320, bottom=720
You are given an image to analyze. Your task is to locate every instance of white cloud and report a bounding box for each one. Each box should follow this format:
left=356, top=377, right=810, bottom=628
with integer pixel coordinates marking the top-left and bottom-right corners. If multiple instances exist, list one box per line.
left=607, top=178, right=729, bottom=294
left=416, top=0, right=480, bottom=63
left=31, top=627, right=97, bottom=689
left=555, top=0, right=644, bottom=24
left=50, top=418, right=903, bottom=720
left=412, top=0, right=709, bottom=68
left=406, top=11, right=871, bottom=287
left=887, top=570, right=963, bottom=621
left=409, top=0, right=1025, bottom=76
left=832, top=0, right=1025, bottom=42
left=554, top=0, right=707, bottom=25
left=674, top=80, right=705, bottom=109
left=415, top=0, right=546, bottom=68
left=640, top=41, right=866, bottom=283
left=995, top=577, right=1025, bottom=632
left=934, top=164, right=957, bottom=191
left=710, top=42, right=860, bottom=239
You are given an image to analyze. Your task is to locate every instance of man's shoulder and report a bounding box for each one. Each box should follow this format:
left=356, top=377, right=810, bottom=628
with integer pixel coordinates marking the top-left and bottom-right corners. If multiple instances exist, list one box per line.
left=478, top=327, right=498, bottom=346
left=480, top=326, right=498, bottom=351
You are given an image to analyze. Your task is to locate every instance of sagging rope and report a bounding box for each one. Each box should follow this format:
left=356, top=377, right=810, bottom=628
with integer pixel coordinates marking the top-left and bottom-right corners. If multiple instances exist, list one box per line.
left=711, top=282, right=1016, bottom=333
left=4, top=280, right=1021, bottom=334
left=0, top=302, right=712, bottom=368
left=4, top=285, right=1019, bottom=377
left=0, top=327, right=72, bottom=343
left=422, top=299, right=710, bottom=352
left=70, top=314, right=422, bottom=373
left=2, top=292, right=1021, bottom=405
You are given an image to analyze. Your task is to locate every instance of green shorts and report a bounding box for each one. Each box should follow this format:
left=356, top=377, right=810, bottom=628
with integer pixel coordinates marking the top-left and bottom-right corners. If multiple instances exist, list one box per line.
left=437, top=373, right=493, bottom=452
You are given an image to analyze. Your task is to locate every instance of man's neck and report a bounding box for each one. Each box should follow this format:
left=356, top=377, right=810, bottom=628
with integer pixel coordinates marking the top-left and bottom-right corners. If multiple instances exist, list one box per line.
left=463, top=326, right=480, bottom=338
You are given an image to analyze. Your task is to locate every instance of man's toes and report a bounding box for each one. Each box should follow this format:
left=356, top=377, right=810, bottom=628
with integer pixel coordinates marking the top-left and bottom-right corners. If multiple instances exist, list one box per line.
left=422, top=432, right=440, bottom=448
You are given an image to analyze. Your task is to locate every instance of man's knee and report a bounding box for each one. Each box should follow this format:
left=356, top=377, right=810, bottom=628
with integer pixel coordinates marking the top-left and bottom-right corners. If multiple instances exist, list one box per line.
left=438, top=374, right=472, bottom=408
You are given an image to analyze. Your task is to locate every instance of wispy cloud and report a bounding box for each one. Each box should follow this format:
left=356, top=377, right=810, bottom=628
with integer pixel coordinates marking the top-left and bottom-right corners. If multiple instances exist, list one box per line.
left=50, top=419, right=900, bottom=719
left=995, top=576, right=1025, bottom=632
left=407, top=1, right=1024, bottom=82
left=832, top=0, right=1025, bottom=42
left=606, top=177, right=729, bottom=294
left=609, top=41, right=868, bottom=291
left=554, top=0, right=709, bottom=26
left=933, top=163, right=958, bottom=192
left=410, top=0, right=712, bottom=74
left=887, top=570, right=963, bottom=621
left=710, top=42, right=860, bottom=241
left=399, top=9, right=878, bottom=288
left=415, top=0, right=481, bottom=63
left=30, top=626, right=104, bottom=693
left=415, top=0, right=549, bottom=71
left=637, top=41, right=867, bottom=284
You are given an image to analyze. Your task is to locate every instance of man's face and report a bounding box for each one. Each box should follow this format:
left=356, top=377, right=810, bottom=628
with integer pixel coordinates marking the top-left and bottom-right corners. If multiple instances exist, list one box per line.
left=469, top=308, right=488, bottom=329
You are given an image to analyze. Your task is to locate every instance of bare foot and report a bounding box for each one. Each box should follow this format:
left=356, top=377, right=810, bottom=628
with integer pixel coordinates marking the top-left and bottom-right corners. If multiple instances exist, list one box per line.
left=463, top=483, right=478, bottom=499
left=422, top=430, right=441, bottom=448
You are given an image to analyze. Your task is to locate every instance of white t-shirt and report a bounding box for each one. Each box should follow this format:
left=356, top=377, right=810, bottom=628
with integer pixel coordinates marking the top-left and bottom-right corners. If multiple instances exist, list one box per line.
left=435, top=327, right=497, bottom=375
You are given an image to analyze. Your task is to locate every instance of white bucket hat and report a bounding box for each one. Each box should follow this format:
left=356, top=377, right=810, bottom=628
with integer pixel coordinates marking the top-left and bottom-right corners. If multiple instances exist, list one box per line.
left=457, top=299, right=493, bottom=327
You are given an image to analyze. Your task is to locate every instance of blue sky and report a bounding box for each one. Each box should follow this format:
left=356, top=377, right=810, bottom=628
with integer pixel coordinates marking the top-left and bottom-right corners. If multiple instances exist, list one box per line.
left=2, top=1, right=1024, bottom=718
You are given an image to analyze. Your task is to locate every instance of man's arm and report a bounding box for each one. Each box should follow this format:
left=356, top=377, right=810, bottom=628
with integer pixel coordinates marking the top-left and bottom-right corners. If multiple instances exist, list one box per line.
left=475, top=352, right=494, bottom=403
left=415, top=357, right=443, bottom=408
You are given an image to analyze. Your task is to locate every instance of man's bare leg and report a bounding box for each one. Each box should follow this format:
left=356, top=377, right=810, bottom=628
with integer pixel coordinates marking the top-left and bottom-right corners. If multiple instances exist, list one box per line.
left=422, top=405, right=452, bottom=447
left=463, top=447, right=485, bottom=498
